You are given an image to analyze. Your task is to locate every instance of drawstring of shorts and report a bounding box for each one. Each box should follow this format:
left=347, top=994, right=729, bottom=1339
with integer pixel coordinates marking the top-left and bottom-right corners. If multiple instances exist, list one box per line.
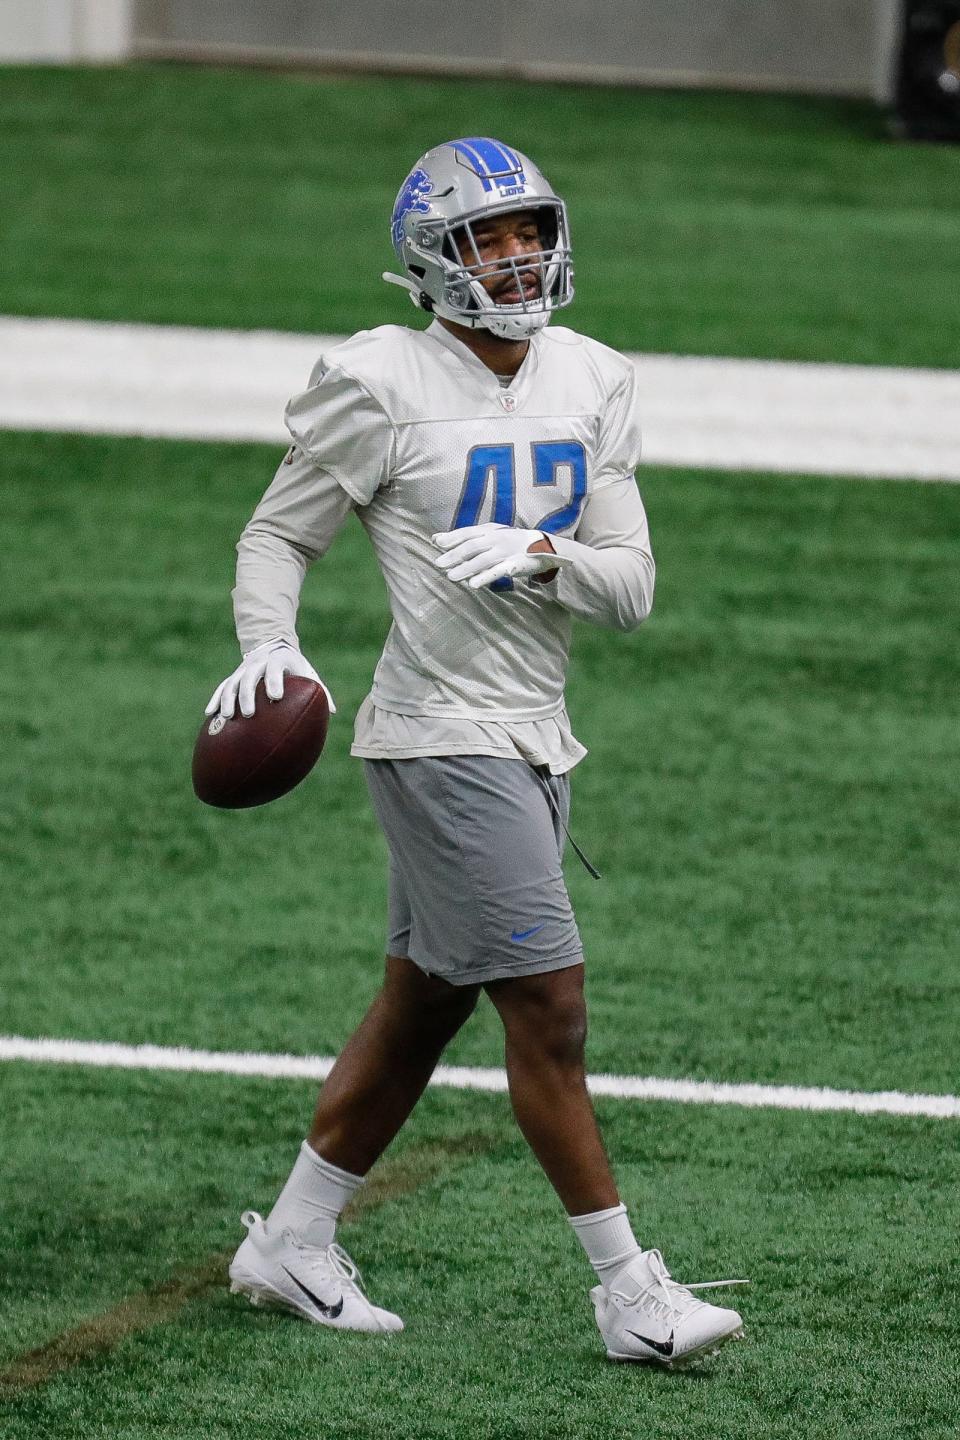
left=532, top=765, right=602, bottom=881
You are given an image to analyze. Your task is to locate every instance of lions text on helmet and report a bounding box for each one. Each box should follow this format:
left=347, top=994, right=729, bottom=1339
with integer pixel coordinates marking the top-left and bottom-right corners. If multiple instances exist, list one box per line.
left=384, top=136, right=574, bottom=342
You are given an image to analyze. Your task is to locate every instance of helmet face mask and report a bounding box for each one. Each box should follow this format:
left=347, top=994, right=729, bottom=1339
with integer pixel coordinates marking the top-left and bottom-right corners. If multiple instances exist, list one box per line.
left=386, top=138, right=574, bottom=341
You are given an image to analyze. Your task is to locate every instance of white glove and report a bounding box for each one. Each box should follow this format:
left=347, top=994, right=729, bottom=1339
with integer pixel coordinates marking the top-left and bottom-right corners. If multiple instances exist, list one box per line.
left=432, top=524, right=571, bottom=590
left=204, top=639, right=337, bottom=720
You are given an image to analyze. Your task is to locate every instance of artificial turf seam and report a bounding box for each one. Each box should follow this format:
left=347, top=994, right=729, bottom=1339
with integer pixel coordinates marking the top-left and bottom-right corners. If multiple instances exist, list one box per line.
left=0, top=1131, right=498, bottom=1398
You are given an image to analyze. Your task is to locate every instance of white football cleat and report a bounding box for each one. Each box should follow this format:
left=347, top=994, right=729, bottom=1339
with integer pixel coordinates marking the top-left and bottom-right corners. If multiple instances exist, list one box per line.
left=228, top=1211, right=403, bottom=1334
left=592, top=1248, right=746, bottom=1367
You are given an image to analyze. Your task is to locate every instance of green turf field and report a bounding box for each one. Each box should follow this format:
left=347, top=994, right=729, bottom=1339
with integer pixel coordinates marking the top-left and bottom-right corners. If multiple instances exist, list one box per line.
left=2, top=431, right=960, bottom=1091
left=3, top=62, right=960, bottom=1440
left=3, top=1066, right=959, bottom=1440
left=0, top=65, right=958, bottom=366
left=2, top=428, right=959, bottom=1435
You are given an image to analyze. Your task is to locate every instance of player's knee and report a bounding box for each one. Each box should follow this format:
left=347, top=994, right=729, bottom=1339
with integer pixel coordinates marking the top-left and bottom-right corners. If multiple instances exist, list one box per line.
left=548, top=995, right=588, bottom=1066
left=521, top=988, right=588, bottom=1067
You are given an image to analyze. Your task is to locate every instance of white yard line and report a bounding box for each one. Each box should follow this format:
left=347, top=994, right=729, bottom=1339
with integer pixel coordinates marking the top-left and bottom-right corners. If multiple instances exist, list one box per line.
left=2, top=1034, right=957, bottom=1119
left=1, top=315, right=958, bottom=482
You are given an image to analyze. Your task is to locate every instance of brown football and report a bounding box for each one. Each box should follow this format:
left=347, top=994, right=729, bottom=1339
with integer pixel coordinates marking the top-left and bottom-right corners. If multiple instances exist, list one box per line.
left=192, top=675, right=330, bottom=809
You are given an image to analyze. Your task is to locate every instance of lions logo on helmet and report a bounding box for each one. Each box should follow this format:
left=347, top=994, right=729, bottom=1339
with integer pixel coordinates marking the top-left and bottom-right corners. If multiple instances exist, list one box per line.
left=383, top=137, right=574, bottom=343
left=391, top=167, right=435, bottom=256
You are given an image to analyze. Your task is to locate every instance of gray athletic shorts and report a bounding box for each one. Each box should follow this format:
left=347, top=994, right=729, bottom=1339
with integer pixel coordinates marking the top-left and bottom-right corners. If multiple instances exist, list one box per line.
left=363, top=756, right=584, bottom=986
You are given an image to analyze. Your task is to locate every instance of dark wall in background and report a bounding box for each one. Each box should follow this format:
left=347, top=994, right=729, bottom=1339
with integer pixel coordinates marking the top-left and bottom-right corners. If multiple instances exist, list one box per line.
left=895, top=0, right=960, bottom=136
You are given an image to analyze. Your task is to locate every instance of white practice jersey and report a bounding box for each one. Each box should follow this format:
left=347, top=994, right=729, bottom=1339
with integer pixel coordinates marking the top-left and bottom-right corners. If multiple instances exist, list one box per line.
left=233, top=319, right=655, bottom=768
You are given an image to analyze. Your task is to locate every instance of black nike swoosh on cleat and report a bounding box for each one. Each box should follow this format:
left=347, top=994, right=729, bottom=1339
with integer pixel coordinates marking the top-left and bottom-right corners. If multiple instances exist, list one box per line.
left=624, top=1328, right=675, bottom=1358
left=281, top=1266, right=344, bottom=1319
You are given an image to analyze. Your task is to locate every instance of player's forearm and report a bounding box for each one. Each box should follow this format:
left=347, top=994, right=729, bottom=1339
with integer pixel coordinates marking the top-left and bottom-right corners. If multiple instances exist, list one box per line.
left=232, top=527, right=308, bottom=653
left=547, top=535, right=655, bottom=631
left=542, top=476, right=655, bottom=631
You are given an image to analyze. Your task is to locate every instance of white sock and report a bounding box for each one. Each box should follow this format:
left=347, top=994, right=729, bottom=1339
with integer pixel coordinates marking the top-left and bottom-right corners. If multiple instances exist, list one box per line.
left=569, top=1203, right=642, bottom=1286
left=265, top=1141, right=364, bottom=1247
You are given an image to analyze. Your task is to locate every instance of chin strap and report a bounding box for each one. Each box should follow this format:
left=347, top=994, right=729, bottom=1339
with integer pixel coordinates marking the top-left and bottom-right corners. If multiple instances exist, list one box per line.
left=383, top=271, right=545, bottom=340
left=383, top=271, right=488, bottom=327
left=382, top=271, right=429, bottom=311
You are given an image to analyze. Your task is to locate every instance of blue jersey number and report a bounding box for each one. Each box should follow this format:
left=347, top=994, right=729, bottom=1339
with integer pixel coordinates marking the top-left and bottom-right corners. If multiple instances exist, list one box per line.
left=453, top=444, right=516, bottom=529
left=532, top=441, right=588, bottom=534
left=452, top=441, right=587, bottom=589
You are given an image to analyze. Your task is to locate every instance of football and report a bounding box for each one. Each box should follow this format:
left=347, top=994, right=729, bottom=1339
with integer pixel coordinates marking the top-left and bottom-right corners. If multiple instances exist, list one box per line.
left=192, top=676, right=330, bottom=809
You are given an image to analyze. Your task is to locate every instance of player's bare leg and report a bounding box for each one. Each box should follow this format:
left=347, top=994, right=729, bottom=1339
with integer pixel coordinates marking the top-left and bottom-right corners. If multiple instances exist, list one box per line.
left=308, top=953, right=481, bottom=1173
left=484, top=963, right=619, bottom=1215
left=229, top=954, right=478, bottom=1331
left=485, top=963, right=746, bottom=1364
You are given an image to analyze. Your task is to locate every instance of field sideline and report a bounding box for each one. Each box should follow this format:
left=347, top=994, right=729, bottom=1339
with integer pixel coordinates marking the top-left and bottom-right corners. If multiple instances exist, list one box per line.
left=3, top=314, right=959, bottom=480
left=4, top=1035, right=960, bottom=1119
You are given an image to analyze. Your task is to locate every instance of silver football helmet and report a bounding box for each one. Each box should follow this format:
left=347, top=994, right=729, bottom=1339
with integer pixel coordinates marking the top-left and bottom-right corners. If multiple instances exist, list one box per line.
left=384, top=137, right=574, bottom=341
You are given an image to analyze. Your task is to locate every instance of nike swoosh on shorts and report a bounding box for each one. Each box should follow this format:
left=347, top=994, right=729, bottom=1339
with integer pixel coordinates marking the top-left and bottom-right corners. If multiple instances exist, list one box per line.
left=510, top=923, right=547, bottom=942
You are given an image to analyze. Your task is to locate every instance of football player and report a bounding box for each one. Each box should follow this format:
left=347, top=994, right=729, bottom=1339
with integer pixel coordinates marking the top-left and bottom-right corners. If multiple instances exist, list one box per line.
left=209, top=137, right=747, bottom=1365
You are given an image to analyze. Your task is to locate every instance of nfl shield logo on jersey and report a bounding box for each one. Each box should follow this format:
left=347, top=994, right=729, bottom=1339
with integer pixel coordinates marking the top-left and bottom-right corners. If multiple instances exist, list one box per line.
left=498, top=392, right=518, bottom=412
